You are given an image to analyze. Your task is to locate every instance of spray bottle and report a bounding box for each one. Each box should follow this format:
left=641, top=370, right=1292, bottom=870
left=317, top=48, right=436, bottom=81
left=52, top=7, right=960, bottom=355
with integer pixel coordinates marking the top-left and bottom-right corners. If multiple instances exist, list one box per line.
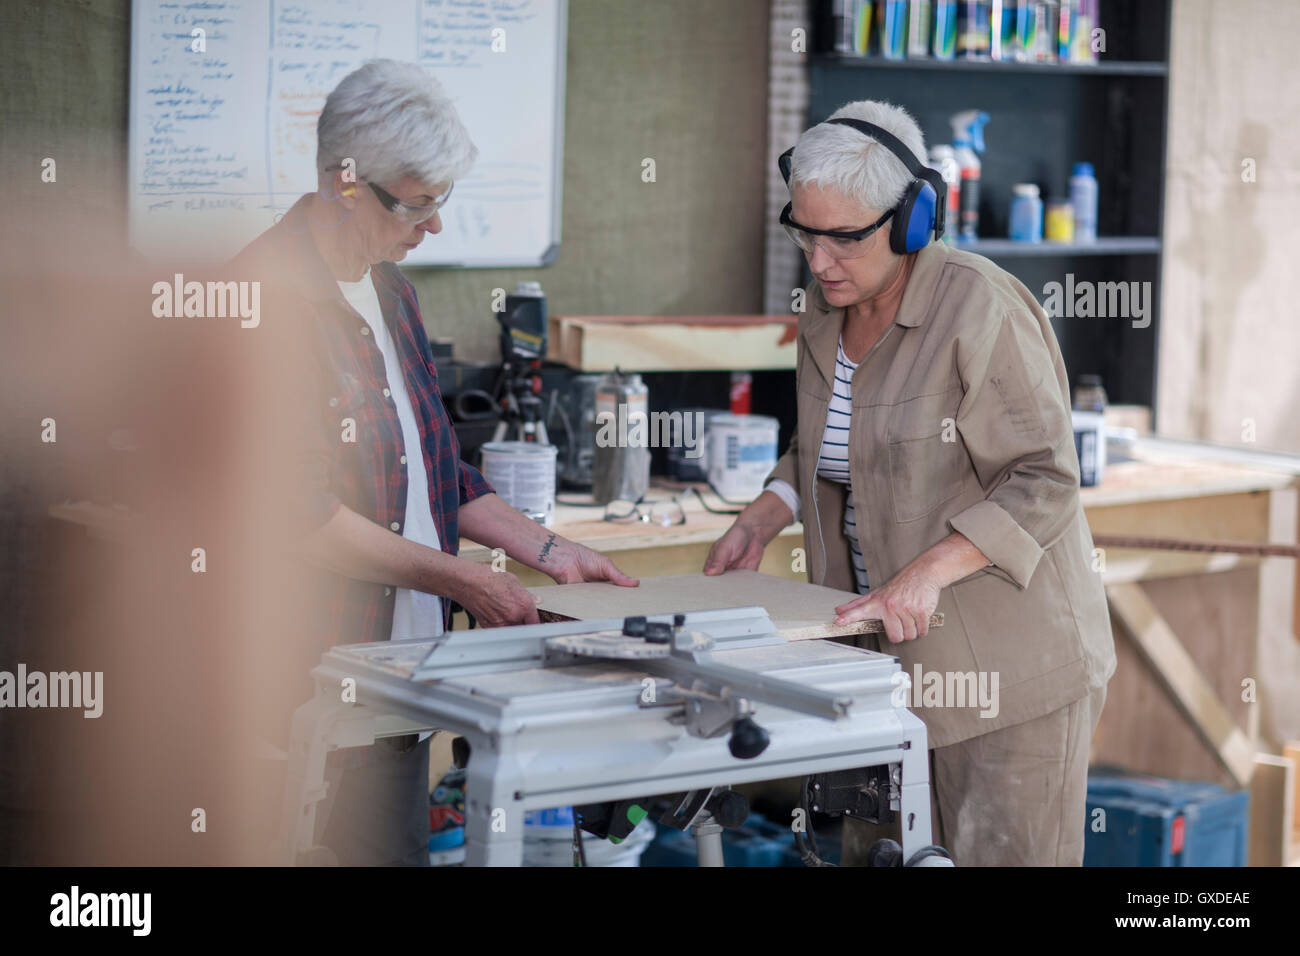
left=928, top=144, right=961, bottom=243
left=950, top=110, right=989, bottom=241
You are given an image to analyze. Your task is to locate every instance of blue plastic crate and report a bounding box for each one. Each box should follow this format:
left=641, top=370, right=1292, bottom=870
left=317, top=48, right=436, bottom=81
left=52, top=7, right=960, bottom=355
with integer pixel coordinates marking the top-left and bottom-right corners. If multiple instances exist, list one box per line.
left=641, top=812, right=840, bottom=867
left=1084, top=768, right=1250, bottom=867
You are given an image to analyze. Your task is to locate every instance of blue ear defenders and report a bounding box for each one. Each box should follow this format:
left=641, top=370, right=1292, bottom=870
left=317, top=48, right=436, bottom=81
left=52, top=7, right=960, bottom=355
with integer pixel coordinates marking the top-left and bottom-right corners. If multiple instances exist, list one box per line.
left=778, top=117, right=947, bottom=254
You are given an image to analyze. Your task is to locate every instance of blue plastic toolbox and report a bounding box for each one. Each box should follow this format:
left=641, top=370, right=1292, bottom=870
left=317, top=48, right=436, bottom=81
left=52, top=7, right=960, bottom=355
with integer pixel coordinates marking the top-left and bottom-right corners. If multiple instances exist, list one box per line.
left=1083, top=768, right=1250, bottom=866
left=641, top=812, right=840, bottom=867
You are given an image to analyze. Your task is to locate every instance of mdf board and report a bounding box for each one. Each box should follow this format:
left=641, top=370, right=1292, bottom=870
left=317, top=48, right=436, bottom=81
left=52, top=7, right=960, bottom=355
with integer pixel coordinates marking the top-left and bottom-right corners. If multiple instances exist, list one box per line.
left=529, top=570, right=868, bottom=640
left=494, top=533, right=807, bottom=590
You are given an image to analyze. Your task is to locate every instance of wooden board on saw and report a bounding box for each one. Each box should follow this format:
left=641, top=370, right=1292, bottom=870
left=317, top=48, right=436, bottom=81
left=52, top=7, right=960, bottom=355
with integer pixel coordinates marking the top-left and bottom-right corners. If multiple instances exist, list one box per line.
left=528, top=570, right=940, bottom=642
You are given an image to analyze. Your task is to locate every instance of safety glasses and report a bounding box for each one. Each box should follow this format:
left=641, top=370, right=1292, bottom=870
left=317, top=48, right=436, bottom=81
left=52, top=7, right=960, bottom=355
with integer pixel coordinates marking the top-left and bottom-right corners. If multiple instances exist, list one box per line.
left=366, top=180, right=453, bottom=224
left=779, top=202, right=893, bottom=260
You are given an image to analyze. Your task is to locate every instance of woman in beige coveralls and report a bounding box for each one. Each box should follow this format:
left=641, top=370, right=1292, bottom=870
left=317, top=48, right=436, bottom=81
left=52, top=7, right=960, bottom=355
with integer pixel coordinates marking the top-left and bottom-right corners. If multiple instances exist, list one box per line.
left=705, top=100, right=1116, bottom=866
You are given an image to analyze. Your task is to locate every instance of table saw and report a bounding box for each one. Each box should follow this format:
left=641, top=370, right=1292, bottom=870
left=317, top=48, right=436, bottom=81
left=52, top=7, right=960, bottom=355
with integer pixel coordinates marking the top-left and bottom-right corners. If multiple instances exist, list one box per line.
left=278, top=606, right=952, bottom=866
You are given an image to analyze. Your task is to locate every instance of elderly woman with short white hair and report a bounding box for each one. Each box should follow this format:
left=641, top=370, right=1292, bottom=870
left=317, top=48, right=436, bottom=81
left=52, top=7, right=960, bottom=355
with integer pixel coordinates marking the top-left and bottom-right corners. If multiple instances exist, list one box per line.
left=232, top=60, right=635, bottom=866
left=705, top=100, right=1115, bottom=866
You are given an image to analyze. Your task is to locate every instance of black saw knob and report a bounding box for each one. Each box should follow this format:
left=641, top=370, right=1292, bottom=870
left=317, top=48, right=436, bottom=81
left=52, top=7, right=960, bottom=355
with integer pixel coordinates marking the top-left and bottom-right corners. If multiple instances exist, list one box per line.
left=728, top=717, right=770, bottom=760
left=622, top=616, right=647, bottom=637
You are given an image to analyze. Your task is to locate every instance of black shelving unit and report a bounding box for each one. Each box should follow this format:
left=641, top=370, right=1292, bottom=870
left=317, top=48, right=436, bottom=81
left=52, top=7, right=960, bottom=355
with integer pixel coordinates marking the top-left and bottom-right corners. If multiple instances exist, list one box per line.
left=807, top=0, right=1172, bottom=412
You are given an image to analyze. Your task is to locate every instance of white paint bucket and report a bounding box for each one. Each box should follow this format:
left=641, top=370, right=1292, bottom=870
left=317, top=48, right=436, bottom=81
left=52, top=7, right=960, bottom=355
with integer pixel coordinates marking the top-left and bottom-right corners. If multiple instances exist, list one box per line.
left=707, top=413, right=779, bottom=501
left=480, top=441, right=557, bottom=527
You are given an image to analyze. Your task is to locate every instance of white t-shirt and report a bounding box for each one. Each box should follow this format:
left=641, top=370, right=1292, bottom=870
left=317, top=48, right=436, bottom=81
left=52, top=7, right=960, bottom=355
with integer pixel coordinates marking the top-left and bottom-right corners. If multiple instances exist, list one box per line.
left=336, top=268, right=446, bottom=640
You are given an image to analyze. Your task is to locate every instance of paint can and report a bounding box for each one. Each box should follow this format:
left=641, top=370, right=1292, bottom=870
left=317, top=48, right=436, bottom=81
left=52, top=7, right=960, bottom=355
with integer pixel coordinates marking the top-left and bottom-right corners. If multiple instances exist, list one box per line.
left=708, top=414, right=779, bottom=501
left=479, top=441, right=557, bottom=526
left=592, top=369, right=650, bottom=505
left=523, top=807, right=654, bottom=867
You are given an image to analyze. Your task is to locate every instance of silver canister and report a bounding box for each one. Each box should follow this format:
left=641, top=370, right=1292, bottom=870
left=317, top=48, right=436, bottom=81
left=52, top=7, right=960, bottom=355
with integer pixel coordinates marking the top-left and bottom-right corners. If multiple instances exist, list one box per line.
left=592, top=369, right=650, bottom=505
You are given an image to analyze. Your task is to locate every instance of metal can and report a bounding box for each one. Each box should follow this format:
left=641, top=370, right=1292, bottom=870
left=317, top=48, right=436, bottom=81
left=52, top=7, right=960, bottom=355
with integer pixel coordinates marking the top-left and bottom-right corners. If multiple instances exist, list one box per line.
left=729, top=371, right=752, bottom=415
left=592, top=369, right=650, bottom=505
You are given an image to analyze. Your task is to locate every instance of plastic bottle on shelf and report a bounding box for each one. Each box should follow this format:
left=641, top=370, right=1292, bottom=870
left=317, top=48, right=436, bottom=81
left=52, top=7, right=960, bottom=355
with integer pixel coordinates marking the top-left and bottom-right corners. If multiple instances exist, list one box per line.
left=928, top=144, right=961, bottom=242
left=1009, top=183, right=1043, bottom=242
left=1044, top=197, right=1075, bottom=242
left=1070, top=161, right=1098, bottom=242
left=950, top=110, right=989, bottom=241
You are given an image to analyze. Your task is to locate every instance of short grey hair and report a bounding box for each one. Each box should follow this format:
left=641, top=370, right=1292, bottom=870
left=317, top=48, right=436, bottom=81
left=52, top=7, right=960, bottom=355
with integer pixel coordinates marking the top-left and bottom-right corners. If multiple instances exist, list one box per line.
left=316, top=59, right=478, bottom=188
left=788, top=100, right=927, bottom=214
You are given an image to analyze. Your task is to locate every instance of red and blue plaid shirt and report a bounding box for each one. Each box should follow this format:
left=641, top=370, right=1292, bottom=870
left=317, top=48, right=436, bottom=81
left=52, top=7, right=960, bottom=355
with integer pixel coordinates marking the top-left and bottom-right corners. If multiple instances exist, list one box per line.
left=231, top=194, right=493, bottom=648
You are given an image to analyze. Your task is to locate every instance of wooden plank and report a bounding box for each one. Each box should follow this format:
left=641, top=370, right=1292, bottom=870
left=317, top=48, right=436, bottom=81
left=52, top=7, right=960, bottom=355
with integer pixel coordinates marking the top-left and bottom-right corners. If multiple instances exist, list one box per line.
left=547, top=315, right=797, bottom=371
left=1098, top=547, right=1253, bottom=585
left=1105, top=582, right=1256, bottom=787
left=1261, top=487, right=1298, bottom=753
left=527, top=570, right=940, bottom=641
left=1286, top=742, right=1300, bottom=845
left=1295, top=489, right=1300, bottom=642
left=1248, top=754, right=1295, bottom=867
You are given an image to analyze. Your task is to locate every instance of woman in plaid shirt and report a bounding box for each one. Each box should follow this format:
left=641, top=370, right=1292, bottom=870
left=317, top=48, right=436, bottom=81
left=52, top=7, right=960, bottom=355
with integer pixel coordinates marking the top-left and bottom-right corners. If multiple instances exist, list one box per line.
left=234, top=60, right=636, bottom=865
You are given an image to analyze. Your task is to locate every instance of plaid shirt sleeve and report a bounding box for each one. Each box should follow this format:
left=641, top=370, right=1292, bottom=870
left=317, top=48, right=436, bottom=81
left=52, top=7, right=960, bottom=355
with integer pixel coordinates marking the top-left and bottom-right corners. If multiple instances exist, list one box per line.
left=458, top=458, right=493, bottom=506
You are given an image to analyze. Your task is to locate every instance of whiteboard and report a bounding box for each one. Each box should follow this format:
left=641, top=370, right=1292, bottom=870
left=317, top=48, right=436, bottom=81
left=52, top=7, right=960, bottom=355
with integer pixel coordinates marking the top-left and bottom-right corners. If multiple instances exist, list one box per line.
left=128, top=0, right=567, bottom=267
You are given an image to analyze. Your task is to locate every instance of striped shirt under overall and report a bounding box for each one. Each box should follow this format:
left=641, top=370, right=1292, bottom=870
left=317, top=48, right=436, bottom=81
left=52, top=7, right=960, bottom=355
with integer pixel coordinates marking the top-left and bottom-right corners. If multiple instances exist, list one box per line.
left=816, top=338, right=870, bottom=594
